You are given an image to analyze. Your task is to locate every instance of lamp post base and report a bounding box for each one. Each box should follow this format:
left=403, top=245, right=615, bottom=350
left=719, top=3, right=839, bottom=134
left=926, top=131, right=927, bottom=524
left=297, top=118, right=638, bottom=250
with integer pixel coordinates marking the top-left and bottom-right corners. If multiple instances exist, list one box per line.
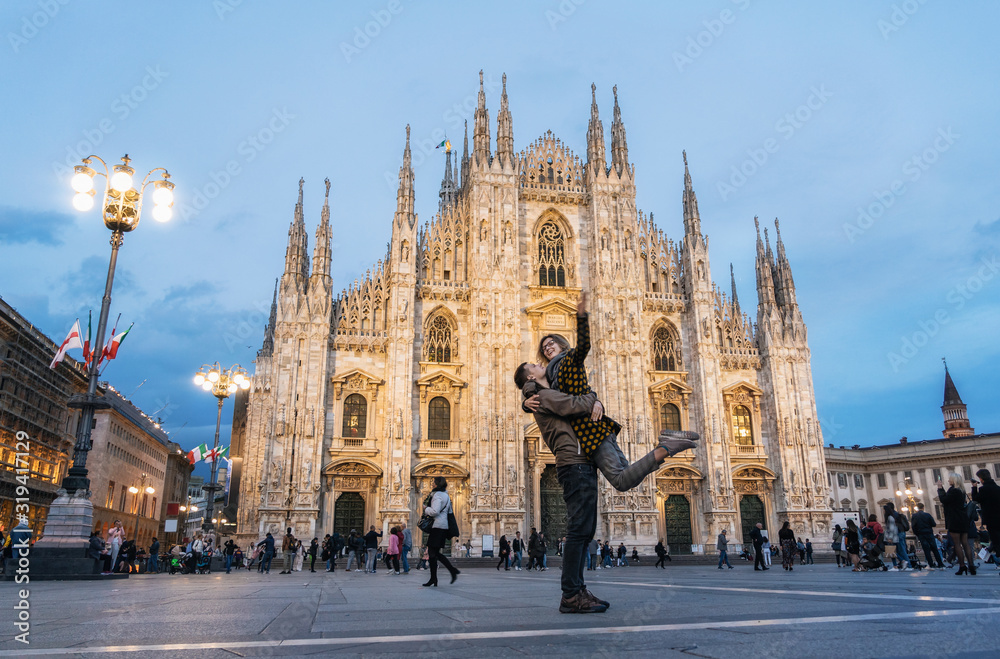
left=12, top=491, right=122, bottom=581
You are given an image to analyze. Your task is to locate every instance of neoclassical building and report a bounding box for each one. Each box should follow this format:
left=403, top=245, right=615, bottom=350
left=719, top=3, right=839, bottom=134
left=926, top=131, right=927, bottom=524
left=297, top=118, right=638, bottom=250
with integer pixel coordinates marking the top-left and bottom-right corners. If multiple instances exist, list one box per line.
left=235, top=73, right=832, bottom=553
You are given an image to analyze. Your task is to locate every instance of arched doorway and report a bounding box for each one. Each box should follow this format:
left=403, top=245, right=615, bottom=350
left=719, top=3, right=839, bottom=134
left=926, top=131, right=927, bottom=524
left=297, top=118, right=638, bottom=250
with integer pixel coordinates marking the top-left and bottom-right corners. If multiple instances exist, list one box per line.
left=333, top=492, right=365, bottom=538
left=664, top=495, right=692, bottom=555
left=539, top=465, right=567, bottom=546
left=739, top=495, right=764, bottom=545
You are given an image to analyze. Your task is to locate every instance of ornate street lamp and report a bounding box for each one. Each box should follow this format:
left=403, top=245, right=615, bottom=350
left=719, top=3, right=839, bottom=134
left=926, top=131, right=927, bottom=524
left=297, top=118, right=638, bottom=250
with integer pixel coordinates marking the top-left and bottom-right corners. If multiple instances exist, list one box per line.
left=128, top=473, right=156, bottom=545
left=193, top=362, right=249, bottom=531
left=64, top=154, right=174, bottom=496
left=895, top=479, right=924, bottom=516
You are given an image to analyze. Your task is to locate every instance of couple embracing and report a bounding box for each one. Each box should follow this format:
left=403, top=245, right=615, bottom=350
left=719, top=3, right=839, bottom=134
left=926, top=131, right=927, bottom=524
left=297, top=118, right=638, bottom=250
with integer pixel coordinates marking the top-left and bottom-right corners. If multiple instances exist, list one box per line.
left=514, top=290, right=697, bottom=613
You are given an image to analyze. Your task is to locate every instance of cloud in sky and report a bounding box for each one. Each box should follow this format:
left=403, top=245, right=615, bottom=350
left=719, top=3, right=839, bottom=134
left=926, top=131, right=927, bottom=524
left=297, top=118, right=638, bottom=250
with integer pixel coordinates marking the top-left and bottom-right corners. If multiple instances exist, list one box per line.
left=2, top=1, right=998, bottom=449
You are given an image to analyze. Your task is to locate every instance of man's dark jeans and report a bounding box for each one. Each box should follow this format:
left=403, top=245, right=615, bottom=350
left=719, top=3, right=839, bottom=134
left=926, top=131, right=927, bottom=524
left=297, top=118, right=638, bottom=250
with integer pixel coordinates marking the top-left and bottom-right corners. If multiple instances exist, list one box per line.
left=753, top=543, right=765, bottom=569
left=556, top=463, right=598, bottom=598
left=917, top=534, right=944, bottom=567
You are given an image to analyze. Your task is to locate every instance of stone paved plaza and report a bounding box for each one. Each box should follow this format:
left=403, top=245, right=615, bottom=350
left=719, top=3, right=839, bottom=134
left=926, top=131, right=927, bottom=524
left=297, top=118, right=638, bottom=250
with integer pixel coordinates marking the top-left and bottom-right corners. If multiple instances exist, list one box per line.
left=2, top=562, right=1000, bottom=658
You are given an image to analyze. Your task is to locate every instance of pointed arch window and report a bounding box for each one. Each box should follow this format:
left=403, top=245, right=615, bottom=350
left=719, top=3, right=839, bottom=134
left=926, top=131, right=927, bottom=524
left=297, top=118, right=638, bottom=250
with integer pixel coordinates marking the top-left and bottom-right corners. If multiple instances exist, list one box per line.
left=428, top=397, right=451, bottom=441
left=652, top=326, right=680, bottom=371
left=342, top=394, right=367, bottom=438
left=732, top=405, right=753, bottom=446
left=537, top=221, right=566, bottom=287
left=425, top=315, right=454, bottom=363
left=659, top=403, right=681, bottom=433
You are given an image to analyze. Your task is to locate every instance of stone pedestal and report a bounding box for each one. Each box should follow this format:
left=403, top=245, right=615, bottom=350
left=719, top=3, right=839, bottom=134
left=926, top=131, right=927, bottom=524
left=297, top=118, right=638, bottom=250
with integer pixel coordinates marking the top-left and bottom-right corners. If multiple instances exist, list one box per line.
left=12, top=490, right=119, bottom=581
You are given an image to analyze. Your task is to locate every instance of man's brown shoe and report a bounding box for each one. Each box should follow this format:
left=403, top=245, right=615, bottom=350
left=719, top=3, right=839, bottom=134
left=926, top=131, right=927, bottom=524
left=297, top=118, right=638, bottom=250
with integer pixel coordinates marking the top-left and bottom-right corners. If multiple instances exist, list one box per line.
left=559, top=590, right=608, bottom=613
left=582, top=587, right=610, bottom=609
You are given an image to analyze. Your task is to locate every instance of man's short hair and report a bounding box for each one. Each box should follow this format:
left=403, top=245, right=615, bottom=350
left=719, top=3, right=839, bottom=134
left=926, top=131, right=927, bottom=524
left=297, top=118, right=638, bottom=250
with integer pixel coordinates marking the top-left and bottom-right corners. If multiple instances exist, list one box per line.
left=514, top=362, right=530, bottom=389
left=916, top=502, right=925, bottom=510
left=977, top=469, right=992, bottom=482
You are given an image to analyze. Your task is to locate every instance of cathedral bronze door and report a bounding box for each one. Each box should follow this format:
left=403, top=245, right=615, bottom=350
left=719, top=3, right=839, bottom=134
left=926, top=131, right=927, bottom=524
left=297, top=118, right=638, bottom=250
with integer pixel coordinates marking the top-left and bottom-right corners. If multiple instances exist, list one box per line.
left=739, top=495, right=764, bottom=545
left=539, top=465, right=568, bottom=545
left=663, top=495, right=692, bottom=555
left=333, top=492, right=365, bottom=538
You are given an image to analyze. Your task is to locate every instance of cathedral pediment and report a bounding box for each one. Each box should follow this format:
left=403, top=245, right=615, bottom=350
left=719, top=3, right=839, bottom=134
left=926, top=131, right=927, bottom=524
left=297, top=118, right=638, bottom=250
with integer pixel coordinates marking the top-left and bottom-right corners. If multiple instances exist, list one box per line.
left=323, top=458, right=383, bottom=476
left=648, top=376, right=692, bottom=403
left=415, top=370, right=467, bottom=402
left=412, top=460, right=469, bottom=478
left=524, top=297, right=582, bottom=334
left=330, top=368, right=385, bottom=400
left=721, top=381, right=763, bottom=412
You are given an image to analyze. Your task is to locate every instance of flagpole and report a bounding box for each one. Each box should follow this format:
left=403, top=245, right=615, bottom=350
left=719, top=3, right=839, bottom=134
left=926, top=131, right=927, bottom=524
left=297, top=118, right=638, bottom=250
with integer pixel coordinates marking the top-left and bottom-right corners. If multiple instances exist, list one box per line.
left=203, top=396, right=225, bottom=533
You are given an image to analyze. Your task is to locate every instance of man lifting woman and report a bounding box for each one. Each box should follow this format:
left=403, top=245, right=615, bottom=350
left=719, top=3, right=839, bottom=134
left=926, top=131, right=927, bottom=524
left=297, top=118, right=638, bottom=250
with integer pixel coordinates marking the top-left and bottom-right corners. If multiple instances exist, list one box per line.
left=513, top=290, right=697, bottom=613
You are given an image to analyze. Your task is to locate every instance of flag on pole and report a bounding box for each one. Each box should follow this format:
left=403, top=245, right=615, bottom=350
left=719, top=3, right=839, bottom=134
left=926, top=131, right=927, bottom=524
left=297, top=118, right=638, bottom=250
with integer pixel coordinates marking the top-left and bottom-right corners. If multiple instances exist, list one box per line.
left=435, top=139, right=451, bottom=150
left=49, top=319, right=83, bottom=369
left=224, top=457, right=233, bottom=498
left=82, top=311, right=93, bottom=367
left=186, top=443, right=209, bottom=465
left=98, top=314, right=120, bottom=366
left=103, top=321, right=132, bottom=362
left=205, top=445, right=230, bottom=462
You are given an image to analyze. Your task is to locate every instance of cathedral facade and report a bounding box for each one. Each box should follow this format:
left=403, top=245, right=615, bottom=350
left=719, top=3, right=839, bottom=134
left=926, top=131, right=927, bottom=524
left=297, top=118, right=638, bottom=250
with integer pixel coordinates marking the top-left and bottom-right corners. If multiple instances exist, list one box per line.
left=235, top=72, right=832, bottom=553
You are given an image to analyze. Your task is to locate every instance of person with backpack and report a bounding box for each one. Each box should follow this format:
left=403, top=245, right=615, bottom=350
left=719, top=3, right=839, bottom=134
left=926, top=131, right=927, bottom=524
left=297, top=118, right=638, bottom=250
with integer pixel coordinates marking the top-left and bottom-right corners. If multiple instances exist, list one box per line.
left=883, top=502, right=911, bottom=571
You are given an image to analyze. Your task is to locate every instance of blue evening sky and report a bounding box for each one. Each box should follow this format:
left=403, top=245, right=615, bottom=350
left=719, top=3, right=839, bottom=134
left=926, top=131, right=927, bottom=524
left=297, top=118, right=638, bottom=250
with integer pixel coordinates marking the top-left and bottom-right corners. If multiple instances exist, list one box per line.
left=1, top=1, right=997, bottom=469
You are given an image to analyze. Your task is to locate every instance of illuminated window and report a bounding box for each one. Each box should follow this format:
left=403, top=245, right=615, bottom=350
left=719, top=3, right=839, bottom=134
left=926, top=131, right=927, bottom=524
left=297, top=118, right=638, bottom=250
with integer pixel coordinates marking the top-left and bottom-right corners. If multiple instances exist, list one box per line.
left=342, top=394, right=367, bottom=438
left=731, top=405, right=753, bottom=445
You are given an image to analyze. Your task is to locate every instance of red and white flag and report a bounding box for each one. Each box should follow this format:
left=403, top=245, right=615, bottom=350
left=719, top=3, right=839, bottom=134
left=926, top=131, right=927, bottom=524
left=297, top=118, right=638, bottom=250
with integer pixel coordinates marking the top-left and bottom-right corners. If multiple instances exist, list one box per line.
left=50, top=319, right=83, bottom=369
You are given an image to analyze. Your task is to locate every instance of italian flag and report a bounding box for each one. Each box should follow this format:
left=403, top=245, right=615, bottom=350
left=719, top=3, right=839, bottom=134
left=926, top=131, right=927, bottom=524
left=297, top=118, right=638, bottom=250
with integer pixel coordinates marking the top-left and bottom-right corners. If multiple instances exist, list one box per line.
left=49, top=319, right=83, bottom=369
left=187, top=443, right=209, bottom=465
left=82, top=311, right=93, bottom=367
left=102, top=322, right=133, bottom=363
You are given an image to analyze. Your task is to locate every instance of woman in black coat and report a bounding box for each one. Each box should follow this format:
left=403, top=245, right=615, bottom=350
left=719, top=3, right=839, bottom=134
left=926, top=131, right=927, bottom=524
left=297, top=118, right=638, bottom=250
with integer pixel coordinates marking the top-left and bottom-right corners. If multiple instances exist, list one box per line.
left=938, top=473, right=975, bottom=575
left=778, top=521, right=796, bottom=571
left=496, top=535, right=511, bottom=571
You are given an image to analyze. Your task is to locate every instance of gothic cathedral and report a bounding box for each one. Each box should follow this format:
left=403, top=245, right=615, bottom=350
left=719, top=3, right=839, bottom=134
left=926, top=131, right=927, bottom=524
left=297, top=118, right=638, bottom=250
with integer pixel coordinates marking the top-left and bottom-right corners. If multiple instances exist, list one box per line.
left=235, top=72, right=832, bottom=553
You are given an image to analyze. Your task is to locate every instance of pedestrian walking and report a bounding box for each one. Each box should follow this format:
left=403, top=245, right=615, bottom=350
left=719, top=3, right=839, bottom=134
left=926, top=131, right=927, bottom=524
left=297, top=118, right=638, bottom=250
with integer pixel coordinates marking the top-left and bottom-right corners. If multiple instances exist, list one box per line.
left=364, top=525, right=382, bottom=573
left=751, top=523, right=767, bottom=571
left=832, top=525, right=844, bottom=567
left=280, top=528, right=296, bottom=574
left=717, top=529, right=734, bottom=569
left=805, top=539, right=814, bottom=564
left=883, top=502, right=911, bottom=570
left=778, top=522, right=796, bottom=571
left=972, top=469, right=1000, bottom=556
left=938, top=473, right=976, bottom=575
left=654, top=540, right=669, bottom=569
left=386, top=526, right=401, bottom=574
left=421, top=476, right=460, bottom=587
left=108, top=519, right=125, bottom=574
left=400, top=523, right=412, bottom=574
left=223, top=539, right=236, bottom=574
left=911, top=503, right=945, bottom=568
left=497, top=535, right=510, bottom=570
left=257, top=532, right=275, bottom=574
left=147, top=537, right=160, bottom=574
left=308, top=538, right=319, bottom=572
left=511, top=531, right=524, bottom=570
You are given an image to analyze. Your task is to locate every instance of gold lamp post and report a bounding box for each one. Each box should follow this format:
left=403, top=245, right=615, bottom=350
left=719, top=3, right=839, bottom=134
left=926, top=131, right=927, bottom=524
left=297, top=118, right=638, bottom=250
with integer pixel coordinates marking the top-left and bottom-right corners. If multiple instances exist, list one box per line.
left=64, top=154, right=174, bottom=496
left=128, top=473, right=156, bottom=546
left=895, top=479, right=923, bottom=546
left=193, top=362, right=249, bottom=531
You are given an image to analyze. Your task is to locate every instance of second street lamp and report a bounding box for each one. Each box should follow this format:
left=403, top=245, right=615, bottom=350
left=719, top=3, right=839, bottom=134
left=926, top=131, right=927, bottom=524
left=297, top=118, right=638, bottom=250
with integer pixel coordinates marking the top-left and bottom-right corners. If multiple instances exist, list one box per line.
left=193, top=362, right=249, bottom=532
left=128, top=473, right=156, bottom=547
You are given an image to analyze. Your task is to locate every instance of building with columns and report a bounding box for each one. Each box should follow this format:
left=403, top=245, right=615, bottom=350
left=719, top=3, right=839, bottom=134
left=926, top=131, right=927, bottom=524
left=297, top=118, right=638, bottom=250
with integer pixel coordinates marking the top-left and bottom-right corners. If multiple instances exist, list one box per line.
left=826, top=365, right=996, bottom=524
left=235, top=72, right=832, bottom=553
